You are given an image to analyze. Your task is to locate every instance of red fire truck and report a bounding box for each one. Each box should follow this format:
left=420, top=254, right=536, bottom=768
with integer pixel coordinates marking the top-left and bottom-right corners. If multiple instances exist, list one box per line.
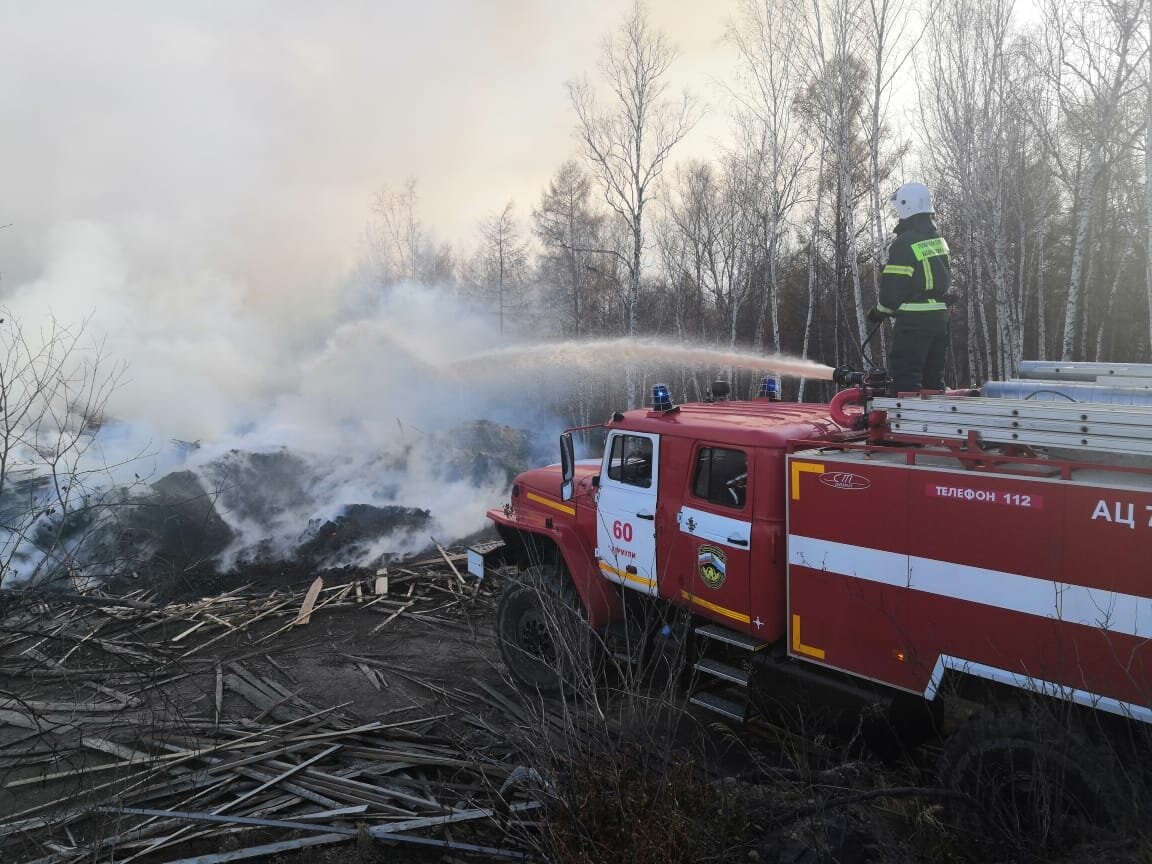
left=470, top=362, right=1152, bottom=739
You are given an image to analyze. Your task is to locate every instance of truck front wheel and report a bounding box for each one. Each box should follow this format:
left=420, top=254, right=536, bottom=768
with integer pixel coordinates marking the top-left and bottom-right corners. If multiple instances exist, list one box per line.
left=496, top=564, right=593, bottom=693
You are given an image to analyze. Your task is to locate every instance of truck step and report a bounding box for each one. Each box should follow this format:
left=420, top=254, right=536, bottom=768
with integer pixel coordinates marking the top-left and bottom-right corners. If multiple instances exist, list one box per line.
left=695, top=623, right=766, bottom=651
left=689, top=691, right=747, bottom=722
left=694, top=657, right=750, bottom=687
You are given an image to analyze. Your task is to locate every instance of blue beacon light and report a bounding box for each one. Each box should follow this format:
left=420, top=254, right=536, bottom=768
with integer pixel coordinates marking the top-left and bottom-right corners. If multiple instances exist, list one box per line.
left=758, top=375, right=780, bottom=401
left=651, top=383, right=674, bottom=412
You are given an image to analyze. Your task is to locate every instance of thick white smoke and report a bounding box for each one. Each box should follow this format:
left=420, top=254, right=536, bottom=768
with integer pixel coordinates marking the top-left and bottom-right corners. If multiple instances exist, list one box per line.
left=1, top=221, right=558, bottom=570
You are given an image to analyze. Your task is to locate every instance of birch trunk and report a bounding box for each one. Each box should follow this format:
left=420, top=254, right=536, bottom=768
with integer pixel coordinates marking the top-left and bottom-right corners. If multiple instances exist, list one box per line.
left=966, top=236, right=980, bottom=384
left=1061, top=166, right=1097, bottom=360
left=840, top=154, right=868, bottom=346
left=1035, top=203, right=1049, bottom=360
left=1147, top=9, right=1152, bottom=355
left=1095, top=245, right=1129, bottom=360
left=799, top=139, right=828, bottom=402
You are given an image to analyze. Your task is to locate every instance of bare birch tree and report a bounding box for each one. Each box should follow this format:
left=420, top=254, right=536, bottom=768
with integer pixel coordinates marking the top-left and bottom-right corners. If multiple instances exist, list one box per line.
left=1147, top=6, right=1152, bottom=356
left=800, top=0, right=871, bottom=349
left=798, top=134, right=830, bottom=400
left=370, top=178, right=423, bottom=285
left=568, top=1, right=699, bottom=404
left=1038, top=0, right=1148, bottom=360
left=473, top=202, right=529, bottom=335
left=859, top=0, right=918, bottom=306
left=729, top=0, right=816, bottom=355
left=924, top=0, right=1029, bottom=379
left=665, top=157, right=763, bottom=352
left=369, top=178, right=456, bottom=287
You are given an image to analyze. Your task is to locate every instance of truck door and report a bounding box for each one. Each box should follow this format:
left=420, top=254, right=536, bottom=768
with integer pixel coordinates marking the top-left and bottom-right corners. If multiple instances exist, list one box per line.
left=596, top=431, right=659, bottom=596
left=673, top=445, right=755, bottom=633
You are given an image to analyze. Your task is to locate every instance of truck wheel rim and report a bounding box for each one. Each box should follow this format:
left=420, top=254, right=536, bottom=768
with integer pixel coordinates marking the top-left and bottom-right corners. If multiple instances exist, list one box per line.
left=517, top=609, right=557, bottom=663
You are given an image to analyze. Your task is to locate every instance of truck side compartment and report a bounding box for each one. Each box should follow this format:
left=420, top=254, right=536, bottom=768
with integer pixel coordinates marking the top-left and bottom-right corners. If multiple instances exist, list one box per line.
left=787, top=446, right=1152, bottom=724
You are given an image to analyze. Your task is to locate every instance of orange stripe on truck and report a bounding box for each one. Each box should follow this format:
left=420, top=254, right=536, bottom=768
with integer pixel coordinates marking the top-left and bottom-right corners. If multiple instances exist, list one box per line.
left=525, top=491, right=576, bottom=516
left=680, top=590, right=751, bottom=624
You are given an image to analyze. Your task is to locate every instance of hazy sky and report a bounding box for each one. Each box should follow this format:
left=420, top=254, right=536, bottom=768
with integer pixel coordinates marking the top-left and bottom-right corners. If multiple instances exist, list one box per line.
left=0, top=0, right=738, bottom=305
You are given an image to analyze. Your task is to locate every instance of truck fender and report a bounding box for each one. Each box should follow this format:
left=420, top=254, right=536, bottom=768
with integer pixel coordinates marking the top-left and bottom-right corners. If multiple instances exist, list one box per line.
left=551, top=523, right=623, bottom=628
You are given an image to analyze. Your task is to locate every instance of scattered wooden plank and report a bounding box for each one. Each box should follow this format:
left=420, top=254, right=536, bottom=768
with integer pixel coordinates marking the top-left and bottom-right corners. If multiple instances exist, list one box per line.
left=0, top=708, right=152, bottom=762
left=222, top=675, right=295, bottom=723
left=171, top=619, right=209, bottom=643
left=205, top=613, right=236, bottom=630
left=252, top=690, right=303, bottom=724
left=177, top=596, right=297, bottom=660
left=252, top=587, right=350, bottom=647
left=293, top=577, right=324, bottom=626
left=258, top=676, right=322, bottom=716
left=0, top=590, right=156, bottom=611
left=116, top=744, right=345, bottom=863
left=369, top=600, right=415, bottom=634
left=0, top=698, right=127, bottom=713
left=262, top=654, right=298, bottom=685
left=83, top=681, right=137, bottom=707
left=432, top=540, right=467, bottom=588
left=157, top=831, right=351, bottom=864
left=158, top=806, right=543, bottom=864
left=356, top=663, right=383, bottom=691
left=96, top=806, right=359, bottom=836
left=228, top=663, right=285, bottom=703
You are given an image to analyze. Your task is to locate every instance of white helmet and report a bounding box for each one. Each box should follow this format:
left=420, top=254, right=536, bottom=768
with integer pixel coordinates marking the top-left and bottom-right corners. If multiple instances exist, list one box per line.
left=890, top=182, right=934, bottom=220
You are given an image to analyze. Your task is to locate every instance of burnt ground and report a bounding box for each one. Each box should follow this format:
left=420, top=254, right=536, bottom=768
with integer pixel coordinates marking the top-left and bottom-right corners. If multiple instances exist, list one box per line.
left=1, top=556, right=1149, bottom=864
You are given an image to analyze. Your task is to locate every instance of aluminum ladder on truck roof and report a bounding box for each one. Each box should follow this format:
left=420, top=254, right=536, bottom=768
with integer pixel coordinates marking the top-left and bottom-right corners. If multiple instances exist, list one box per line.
left=871, top=394, right=1152, bottom=456
left=1017, top=360, right=1152, bottom=387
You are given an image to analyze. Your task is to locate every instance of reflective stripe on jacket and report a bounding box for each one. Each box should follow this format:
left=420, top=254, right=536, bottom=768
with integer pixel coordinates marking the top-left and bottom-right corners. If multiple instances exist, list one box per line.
left=877, top=214, right=951, bottom=314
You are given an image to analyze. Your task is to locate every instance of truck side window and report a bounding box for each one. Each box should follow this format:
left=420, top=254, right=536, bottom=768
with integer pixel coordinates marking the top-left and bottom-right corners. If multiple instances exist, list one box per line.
left=606, top=435, right=653, bottom=488
left=692, top=447, right=748, bottom=509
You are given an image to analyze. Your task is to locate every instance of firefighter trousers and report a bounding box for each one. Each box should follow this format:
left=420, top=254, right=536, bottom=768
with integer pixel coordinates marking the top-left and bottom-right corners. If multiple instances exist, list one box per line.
left=888, top=311, right=949, bottom=395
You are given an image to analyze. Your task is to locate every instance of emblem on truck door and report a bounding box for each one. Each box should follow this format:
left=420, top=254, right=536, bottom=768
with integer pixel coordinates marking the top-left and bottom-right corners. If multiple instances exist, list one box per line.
left=698, top=544, right=727, bottom=589
left=818, top=471, right=871, bottom=491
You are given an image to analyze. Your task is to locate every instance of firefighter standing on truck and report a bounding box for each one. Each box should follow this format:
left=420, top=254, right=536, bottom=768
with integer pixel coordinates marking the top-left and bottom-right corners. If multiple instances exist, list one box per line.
left=868, top=182, right=951, bottom=395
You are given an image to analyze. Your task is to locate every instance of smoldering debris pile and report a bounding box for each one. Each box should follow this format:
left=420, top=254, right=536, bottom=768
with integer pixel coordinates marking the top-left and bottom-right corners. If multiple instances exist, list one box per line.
left=16, top=420, right=535, bottom=591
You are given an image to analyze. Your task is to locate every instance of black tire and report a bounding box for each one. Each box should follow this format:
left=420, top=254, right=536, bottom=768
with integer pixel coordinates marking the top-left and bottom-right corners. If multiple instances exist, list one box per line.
left=940, top=714, right=1118, bottom=847
left=496, top=564, right=593, bottom=693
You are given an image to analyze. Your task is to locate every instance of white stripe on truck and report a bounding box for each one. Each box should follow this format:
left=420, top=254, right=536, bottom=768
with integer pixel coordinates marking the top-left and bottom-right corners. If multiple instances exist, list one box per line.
left=787, top=534, right=1152, bottom=640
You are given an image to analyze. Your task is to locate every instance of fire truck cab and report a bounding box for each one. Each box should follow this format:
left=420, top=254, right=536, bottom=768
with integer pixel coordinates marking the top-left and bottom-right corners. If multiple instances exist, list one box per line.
left=475, top=364, right=1152, bottom=732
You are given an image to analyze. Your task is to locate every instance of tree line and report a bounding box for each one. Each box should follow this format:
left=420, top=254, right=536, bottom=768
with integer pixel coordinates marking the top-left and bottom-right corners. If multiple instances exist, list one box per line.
left=367, top=0, right=1152, bottom=405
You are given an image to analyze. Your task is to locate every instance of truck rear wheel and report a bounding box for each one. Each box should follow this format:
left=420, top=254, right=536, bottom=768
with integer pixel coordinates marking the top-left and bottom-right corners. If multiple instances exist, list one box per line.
left=940, top=715, right=1118, bottom=847
left=496, top=564, right=593, bottom=693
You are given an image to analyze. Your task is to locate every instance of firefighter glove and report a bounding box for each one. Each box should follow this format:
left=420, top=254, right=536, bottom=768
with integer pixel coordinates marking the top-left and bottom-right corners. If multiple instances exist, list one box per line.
left=867, top=307, right=888, bottom=324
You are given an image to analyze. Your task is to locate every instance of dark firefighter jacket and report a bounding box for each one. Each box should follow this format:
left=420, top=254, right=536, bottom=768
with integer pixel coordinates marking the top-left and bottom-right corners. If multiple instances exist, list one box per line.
left=877, top=213, right=951, bottom=316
